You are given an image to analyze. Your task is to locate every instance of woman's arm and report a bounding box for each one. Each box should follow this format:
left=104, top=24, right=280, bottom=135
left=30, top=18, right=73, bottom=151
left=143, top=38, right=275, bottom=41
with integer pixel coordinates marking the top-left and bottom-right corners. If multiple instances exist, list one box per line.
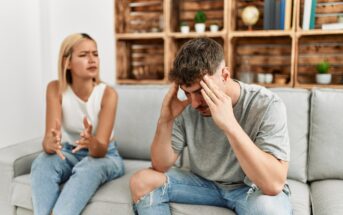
left=42, top=80, right=65, bottom=160
left=73, top=86, right=118, bottom=158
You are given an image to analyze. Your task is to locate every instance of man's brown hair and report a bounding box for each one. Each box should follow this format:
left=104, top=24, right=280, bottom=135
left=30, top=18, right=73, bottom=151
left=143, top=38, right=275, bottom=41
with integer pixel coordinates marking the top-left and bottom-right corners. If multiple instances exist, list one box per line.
left=169, top=37, right=224, bottom=86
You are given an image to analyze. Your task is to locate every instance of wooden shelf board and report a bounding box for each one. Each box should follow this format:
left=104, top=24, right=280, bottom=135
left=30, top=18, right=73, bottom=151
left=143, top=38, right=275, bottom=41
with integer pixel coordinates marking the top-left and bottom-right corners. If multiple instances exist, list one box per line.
left=297, top=30, right=343, bottom=37
left=169, top=31, right=226, bottom=38
left=230, top=30, right=293, bottom=38
left=116, top=33, right=165, bottom=40
left=295, top=83, right=343, bottom=89
left=117, top=79, right=167, bottom=85
left=254, top=83, right=293, bottom=88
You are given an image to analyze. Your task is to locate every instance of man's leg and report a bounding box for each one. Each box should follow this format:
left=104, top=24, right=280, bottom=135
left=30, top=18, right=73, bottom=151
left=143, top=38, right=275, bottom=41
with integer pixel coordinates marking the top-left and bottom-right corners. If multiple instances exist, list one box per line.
left=130, top=168, right=226, bottom=215
left=224, top=185, right=292, bottom=215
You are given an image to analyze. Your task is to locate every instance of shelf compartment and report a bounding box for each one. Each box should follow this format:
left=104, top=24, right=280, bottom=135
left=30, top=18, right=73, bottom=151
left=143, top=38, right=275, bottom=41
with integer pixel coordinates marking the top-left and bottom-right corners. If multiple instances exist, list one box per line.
left=231, top=36, right=293, bottom=86
left=171, top=0, right=225, bottom=33
left=295, top=34, right=343, bottom=86
left=116, top=39, right=165, bottom=82
left=116, top=0, right=164, bottom=33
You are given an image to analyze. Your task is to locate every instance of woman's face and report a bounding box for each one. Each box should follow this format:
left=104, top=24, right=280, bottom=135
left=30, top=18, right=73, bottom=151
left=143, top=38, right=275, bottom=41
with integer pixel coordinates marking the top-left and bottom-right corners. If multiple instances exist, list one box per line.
left=68, top=39, right=99, bottom=80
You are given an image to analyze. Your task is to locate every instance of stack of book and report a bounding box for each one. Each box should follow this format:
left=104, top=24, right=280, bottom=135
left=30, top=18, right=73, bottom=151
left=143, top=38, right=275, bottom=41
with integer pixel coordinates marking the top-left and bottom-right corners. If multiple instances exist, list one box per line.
left=302, top=0, right=343, bottom=30
left=264, top=0, right=293, bottom=30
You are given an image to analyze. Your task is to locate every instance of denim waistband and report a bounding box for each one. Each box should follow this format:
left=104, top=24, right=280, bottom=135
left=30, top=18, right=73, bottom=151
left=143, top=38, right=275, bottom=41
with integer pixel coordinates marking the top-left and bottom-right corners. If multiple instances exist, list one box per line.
left=63, top=141, right=118, bottom=151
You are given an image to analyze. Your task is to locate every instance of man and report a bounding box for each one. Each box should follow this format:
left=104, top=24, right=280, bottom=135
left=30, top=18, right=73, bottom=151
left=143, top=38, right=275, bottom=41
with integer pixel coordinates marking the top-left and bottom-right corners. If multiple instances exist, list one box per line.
left=130, top=37, right=292, bottom=214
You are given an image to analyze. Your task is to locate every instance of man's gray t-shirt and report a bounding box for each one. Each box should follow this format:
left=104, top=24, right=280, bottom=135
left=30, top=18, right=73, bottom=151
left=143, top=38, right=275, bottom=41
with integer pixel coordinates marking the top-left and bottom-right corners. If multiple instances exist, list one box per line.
left=171, top=81, right=290, bottom=189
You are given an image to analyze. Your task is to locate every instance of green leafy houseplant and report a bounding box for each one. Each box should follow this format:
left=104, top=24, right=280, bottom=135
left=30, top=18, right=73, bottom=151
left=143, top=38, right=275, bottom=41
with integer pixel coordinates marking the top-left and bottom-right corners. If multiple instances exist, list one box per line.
left=316, top=60, right=330, bottom=74
left=315, top=60, right=332, bottom=84
left=194, top=11, right=207, bottom=23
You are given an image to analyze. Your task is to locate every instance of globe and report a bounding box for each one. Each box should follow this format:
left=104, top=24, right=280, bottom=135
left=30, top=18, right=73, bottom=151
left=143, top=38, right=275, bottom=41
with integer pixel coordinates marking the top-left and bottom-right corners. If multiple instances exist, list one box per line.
left=241, top=6, right=259, bottom=28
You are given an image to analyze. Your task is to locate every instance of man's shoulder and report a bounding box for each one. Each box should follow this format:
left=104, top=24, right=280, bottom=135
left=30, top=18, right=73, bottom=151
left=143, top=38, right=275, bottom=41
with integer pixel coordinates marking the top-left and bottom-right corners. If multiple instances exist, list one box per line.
left=241, top=82, right=280, bottom=104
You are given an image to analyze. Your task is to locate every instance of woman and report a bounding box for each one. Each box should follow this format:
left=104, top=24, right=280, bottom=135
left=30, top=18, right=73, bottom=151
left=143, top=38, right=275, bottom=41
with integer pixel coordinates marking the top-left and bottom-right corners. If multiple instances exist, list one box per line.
left=31, top=33, right=124, bottom=215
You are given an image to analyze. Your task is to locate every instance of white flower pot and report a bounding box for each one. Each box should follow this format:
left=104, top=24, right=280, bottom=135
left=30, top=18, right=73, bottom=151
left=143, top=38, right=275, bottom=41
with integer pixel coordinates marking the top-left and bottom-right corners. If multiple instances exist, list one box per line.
left=210, top=25, right=219, bottom=32
left=257, top=73, right=266, bottom=83
left=265, top=73, right=273, bottom=83
left=316, top=74, right=332, bottom=84
left=180, top=26, right=190, bottom=33
left=195, top=23, right=206, bottom=33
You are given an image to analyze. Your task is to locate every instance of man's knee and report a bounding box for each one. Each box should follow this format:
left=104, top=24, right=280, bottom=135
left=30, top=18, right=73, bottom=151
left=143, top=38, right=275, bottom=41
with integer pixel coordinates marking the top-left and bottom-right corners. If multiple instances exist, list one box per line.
left=247, top=193, right=292, bottom=215
left=129, top=168, right=166, bottom=202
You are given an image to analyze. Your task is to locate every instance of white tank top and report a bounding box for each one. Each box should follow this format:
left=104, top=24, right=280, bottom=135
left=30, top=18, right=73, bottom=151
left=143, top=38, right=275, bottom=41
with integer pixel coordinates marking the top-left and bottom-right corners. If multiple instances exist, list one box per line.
left=61, top=83, right=114, bottom=146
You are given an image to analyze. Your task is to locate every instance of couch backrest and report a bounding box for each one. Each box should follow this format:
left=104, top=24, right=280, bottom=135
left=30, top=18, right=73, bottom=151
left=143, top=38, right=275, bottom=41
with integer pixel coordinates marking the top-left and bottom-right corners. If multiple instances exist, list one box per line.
left=115, top=85, right=169, bottom=160
left=308, top=88, right=343, bottom=182
left=271, top=89, right=310, bottom=183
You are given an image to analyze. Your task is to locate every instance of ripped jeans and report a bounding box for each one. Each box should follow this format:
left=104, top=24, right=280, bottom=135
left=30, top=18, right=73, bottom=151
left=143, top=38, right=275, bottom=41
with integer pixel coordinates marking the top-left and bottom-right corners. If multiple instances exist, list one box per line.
left=134, top=168, right=292, bottom=215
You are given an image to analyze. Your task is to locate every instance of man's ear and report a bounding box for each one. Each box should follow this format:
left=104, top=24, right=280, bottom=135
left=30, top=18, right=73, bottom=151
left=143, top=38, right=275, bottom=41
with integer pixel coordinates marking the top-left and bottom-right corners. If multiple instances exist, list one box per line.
left=221, top=67, right=231, bottom=82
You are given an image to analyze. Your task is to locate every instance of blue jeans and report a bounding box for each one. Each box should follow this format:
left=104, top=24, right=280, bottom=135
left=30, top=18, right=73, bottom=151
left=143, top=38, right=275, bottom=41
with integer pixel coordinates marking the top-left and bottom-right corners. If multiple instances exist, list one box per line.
left=31, top=142, right=124, bottom=215
left=135, top=168, right=292, bottom=215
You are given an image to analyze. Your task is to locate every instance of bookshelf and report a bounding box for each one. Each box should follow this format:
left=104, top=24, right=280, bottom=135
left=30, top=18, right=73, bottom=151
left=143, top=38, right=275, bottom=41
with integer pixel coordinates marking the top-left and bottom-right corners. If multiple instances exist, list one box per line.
left=115, top=0, right=343, bottom=88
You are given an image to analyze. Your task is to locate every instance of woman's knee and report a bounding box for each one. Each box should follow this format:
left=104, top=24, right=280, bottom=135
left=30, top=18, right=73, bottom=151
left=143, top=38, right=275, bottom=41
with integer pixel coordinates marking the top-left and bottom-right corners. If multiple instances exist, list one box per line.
left=129, top=168, right=166, bottom=202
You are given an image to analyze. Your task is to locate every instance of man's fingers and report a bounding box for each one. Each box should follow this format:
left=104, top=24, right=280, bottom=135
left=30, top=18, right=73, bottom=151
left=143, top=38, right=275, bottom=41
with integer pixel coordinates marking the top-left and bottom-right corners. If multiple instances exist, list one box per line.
left=201, top=89, right=215, bottom=108
left=56, top=150, right=65, bottom=160
left=203, top=75, right=224, bottom=100
left=200, top=80, right=219, bottom=104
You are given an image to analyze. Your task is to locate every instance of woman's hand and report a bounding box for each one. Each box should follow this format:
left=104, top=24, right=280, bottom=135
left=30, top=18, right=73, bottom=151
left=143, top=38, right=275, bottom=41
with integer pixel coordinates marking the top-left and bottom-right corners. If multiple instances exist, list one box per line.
left=72, top=116, right=93, bottom=153
left=44, top=119, right=65, bottom=160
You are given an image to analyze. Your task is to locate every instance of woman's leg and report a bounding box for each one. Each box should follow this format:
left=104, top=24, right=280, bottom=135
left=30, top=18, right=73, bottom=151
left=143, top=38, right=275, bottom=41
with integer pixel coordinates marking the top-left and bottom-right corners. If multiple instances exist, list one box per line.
left=53, top=152, right=124, bottom=215
left=31, top=152, right=75, bottom=215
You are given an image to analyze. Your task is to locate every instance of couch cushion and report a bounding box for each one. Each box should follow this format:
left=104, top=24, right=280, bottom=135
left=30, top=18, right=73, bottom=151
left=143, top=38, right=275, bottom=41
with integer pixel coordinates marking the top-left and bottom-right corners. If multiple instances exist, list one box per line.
left=271, top=89, right=310, bottom=183
left=308, top=89, right=343, bottom=181
left=11, top=160, right=151, bottom=213
left=288, top=179, right=311, bottom=215
left=310, top=180, right=343, bottom=215
left=115, top=85, right=169, bottom=160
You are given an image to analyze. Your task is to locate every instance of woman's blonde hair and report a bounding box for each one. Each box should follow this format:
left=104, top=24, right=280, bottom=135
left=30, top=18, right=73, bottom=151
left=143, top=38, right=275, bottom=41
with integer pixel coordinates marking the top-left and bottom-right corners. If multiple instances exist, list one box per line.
left=58, top=33, right=101, bottom=93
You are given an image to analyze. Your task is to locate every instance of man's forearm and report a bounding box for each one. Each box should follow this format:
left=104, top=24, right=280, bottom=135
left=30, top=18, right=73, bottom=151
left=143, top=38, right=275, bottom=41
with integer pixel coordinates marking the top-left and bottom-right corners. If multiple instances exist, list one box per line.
left=225, top=121, right=288, bottom=195
left=151, top=120, right=177, bottom=172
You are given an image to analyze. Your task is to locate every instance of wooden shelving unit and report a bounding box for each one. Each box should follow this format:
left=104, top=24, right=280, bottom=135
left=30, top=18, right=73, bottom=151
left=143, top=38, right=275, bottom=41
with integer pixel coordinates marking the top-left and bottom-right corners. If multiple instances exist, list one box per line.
left=115, top=0, right=343, bottom=88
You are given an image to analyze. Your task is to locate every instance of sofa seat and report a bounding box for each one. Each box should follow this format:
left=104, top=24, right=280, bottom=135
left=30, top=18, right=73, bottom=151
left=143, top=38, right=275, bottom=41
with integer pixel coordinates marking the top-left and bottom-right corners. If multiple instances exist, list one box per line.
left=310, top=180, right=343, bottom=215
left=11, top=158, right=310, bottom=215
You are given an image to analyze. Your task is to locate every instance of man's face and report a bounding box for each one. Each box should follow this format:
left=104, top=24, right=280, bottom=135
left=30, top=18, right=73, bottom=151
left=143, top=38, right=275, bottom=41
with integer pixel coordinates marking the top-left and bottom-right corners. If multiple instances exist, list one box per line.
left=181, top=81, right=211, bottom=116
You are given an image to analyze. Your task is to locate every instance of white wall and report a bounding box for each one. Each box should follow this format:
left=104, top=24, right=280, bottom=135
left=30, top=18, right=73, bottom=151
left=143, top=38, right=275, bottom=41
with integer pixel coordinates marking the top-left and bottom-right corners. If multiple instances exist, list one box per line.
left=0, top=0, right=44, bottom=148
left=0, top=0, right=116, bottom=148
left=42, top=0, right=116, bottom=86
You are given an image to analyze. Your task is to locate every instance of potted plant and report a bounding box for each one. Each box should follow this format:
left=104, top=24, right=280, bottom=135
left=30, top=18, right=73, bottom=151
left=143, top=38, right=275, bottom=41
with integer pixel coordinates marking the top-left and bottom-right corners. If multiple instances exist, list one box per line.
left=194, top=11, right=206, bottom=33
left=316, top=60, right=331, bottom=84
left=209, top=21, right=219, bottom=32
left=180, top=21, right=190, bottom=33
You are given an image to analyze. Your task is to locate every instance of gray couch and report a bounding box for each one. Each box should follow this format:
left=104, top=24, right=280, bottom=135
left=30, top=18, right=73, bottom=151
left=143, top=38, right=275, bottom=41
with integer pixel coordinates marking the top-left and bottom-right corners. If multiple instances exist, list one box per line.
left=1, top=85, right=343, bottom=215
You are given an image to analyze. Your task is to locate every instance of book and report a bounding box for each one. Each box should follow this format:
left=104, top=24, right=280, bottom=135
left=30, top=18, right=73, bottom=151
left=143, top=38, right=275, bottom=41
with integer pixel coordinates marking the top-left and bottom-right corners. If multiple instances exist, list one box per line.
left=302, top=0, right=312, bottom=30
left=284, top=0, right=293, bottom=30
left=264, top=0, right=275, bottom=30
left=280, top=0, right=286, bottom=29
left=310, top=0, right=317, bottom=29
left=321, top=22, right=343, bottom=30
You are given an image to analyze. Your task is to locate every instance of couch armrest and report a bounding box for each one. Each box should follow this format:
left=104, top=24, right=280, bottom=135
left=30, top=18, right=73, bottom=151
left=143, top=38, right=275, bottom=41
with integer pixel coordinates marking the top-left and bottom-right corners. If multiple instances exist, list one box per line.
left=0, top=137, right=42, bottom=214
